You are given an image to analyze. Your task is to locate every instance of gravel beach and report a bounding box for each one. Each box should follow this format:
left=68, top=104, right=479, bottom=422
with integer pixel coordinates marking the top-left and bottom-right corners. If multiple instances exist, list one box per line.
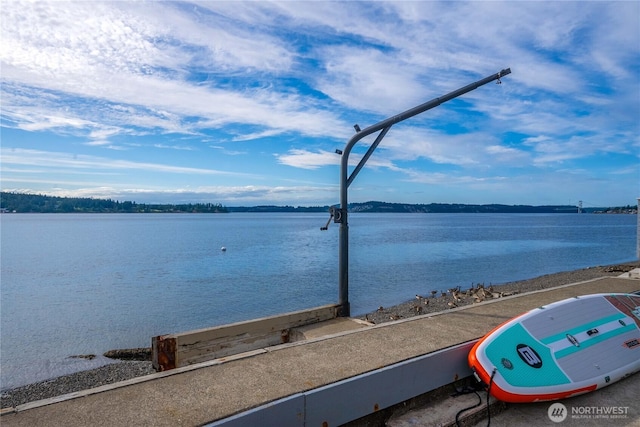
left=356, top=262, right=640, bottom=325
left=2, top=262, right=638, bottom=410
left=1, top=361, right=155, bottom=410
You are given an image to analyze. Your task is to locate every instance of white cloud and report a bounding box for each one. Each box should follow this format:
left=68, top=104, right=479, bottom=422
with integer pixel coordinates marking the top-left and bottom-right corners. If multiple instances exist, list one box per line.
left=485, top=145, right=531, bottom=164
left=0, top=148, right=251, bottom=177
left=276, top=146, right=400, bottom=172
left=1, top=1, right=637, bottom=206
left=315, top=47, right=429, bottom=114
left=277, top=149, right=340, bottom=170
left=1, top=1, right=348, bottom=143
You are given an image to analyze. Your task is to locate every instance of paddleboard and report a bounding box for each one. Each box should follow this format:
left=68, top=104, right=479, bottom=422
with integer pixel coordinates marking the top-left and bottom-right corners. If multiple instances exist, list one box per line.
left=468, top=293, right=640, bottom=402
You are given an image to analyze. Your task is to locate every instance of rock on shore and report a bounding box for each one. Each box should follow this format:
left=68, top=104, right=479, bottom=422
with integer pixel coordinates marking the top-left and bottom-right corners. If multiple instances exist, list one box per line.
left=357, top=263, right=639, bottom=325
left=103, top=348, right=151, bottom=361
left=1, top=361, right=154, bottom=409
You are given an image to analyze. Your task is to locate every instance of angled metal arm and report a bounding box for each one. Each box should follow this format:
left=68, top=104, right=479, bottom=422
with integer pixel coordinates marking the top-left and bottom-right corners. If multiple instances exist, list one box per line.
left=336, top=68, right=511, bottom=316
left=347, top=126, right=391, bottom=188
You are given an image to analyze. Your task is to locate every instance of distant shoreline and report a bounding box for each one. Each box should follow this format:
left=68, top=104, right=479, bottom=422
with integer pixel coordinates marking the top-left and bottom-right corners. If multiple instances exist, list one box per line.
left=2, top=261, right=638, bottom=410
left=2, top=191, right=637, bottom=214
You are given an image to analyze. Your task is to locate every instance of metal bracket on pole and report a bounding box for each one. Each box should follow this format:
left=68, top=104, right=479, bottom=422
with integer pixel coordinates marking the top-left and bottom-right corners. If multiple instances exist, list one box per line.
left=336, top=68, right=511, bottom=317
left=320, top=206, right=345, bottom=230
left=332, top=206, right=344, bottom=224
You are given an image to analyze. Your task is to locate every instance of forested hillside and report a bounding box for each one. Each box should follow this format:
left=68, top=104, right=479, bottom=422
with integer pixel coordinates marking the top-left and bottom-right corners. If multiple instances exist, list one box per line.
left=0, top=192, right=227, bottom=213
left=1, top=192, right=633, bottom=214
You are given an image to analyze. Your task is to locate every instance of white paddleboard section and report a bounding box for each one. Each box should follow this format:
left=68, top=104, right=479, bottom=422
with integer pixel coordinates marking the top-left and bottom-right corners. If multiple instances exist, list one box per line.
left=468, top=293, right=640, bottom=402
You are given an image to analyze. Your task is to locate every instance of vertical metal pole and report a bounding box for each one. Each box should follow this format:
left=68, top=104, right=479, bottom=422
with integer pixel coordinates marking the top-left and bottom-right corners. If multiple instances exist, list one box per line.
left=336, top=68, right=511, bottom=317
left=338, top=211, right=349, bottom=316
left=636, top=197, right=639, bottom=260
left=337, top=135, right=354, bottom=316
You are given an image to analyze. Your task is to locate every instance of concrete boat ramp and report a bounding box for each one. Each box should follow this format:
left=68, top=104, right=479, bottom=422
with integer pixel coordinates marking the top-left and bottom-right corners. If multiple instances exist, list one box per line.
left=2, top=274, right=639, bottom=427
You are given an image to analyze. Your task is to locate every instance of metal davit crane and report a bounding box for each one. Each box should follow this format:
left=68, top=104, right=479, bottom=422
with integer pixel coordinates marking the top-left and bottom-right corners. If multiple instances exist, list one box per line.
left=323, top=68, right=512, bottom=317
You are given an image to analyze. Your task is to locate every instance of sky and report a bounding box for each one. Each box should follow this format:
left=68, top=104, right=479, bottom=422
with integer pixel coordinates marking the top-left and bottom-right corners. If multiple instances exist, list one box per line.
left=1, top=1, right=639, bottom=208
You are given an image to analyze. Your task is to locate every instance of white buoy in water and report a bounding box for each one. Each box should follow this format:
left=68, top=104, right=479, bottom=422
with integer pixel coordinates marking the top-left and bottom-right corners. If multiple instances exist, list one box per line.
left=221, top=246, right=227, bottom=252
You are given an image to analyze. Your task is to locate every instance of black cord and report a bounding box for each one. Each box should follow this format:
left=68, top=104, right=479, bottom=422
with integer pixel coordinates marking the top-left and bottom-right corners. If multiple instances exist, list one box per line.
left=455, top=390, right=482, bottom=427
left=454, top=368, right=498, bottom=427
left=486, top=368, right=497, bottom=427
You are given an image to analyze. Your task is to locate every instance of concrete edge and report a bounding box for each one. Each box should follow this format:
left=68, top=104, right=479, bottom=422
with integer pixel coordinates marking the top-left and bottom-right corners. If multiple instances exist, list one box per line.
left=205, top=340, right=479, bottom=426
left=618, top=267, right=640, bottom=279
left=384, top=384, right=506, bottom=427
left=1, top=348, right=268, bottom=415
left=3, top=275, right=638, bottom=416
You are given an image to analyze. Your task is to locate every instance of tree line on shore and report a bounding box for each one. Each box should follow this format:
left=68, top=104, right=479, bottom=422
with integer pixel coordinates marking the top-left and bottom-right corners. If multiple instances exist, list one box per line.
left=0, top=192, right=227, bottom=213
left=0, top=192, right=636, bottom=214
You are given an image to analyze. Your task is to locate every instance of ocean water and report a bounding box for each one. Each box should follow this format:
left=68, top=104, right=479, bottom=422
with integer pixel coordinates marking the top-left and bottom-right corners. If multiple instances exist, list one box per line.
left=1, top=212, right=637, bottom=389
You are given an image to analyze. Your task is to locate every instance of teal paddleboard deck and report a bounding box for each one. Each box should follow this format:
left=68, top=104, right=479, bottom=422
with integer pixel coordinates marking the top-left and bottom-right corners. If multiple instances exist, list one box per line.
left=469, top=293, right=640, bottom=402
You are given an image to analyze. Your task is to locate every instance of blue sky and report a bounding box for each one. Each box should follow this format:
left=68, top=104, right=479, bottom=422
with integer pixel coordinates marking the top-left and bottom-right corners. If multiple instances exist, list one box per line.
left=1, top=1, right=638, bottom=207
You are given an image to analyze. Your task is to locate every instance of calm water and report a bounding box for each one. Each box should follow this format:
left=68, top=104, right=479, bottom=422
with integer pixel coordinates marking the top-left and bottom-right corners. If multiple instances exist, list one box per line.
left=1, top=213, right=637, bottom=389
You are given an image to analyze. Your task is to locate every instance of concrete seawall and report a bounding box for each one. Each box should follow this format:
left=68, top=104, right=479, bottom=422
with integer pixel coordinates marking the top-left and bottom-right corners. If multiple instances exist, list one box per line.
left=2, top=274, right=639, bottom=426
